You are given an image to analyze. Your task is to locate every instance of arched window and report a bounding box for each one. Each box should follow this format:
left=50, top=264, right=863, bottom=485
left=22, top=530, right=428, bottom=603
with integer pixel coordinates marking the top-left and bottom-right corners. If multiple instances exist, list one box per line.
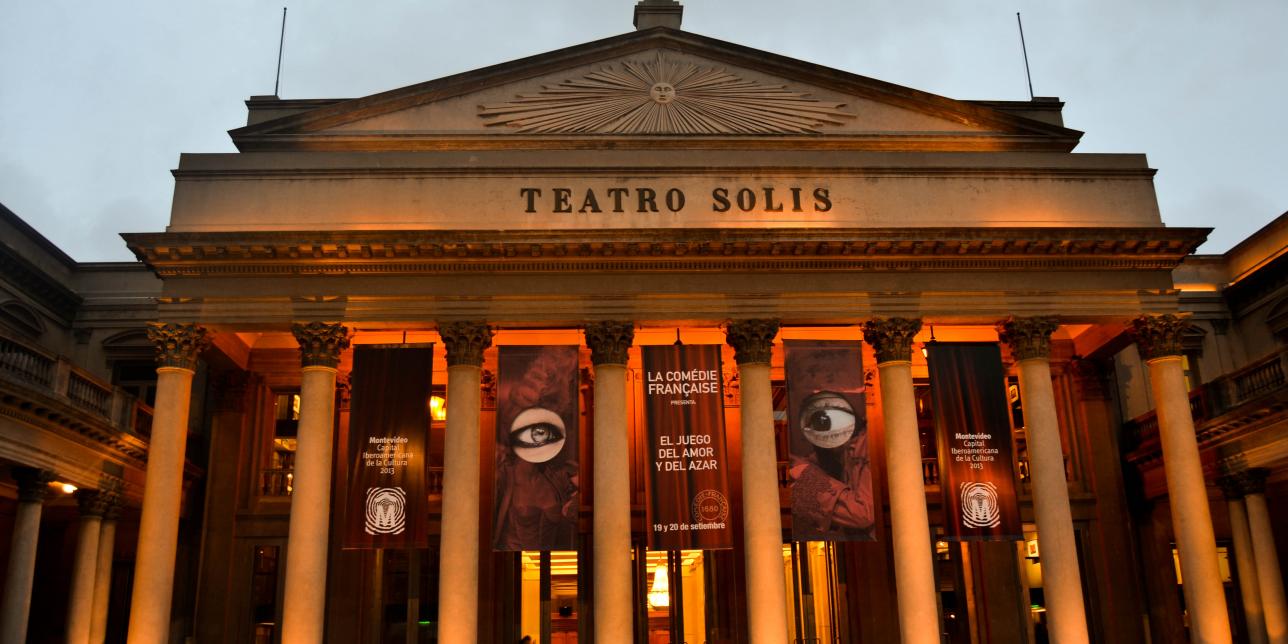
left=0, top=299, right=46, bottom=338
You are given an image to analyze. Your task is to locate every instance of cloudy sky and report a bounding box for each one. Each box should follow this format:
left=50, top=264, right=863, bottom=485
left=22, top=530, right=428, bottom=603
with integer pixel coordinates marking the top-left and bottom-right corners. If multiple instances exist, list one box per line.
left=2, top=1, right=1284, bottom=261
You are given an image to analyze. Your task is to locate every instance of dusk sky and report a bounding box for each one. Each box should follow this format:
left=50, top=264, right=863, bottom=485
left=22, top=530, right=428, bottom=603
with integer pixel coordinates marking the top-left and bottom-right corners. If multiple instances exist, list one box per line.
left=2, top=1, right=1284, bottom=261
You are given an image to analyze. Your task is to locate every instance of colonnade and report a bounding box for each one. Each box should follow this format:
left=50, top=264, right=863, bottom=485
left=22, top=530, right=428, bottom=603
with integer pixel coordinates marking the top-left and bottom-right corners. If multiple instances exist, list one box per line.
left=0, top=468, right=120, bottom=644
left=1221, top=469, right=1288, bottom=644
left=3, top=314, right=1259, bottom=642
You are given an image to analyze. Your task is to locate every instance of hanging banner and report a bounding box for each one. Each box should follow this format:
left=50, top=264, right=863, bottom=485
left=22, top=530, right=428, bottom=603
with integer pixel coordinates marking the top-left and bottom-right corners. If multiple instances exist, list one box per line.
left=343, top=345, right=432, bottom=549
left=927, top=343, right=1022, bottom=541
left=784, top=340, right=876, bottom=541
left=492, top=345, right=581, bottom=551
left=642, top=344, right=734, bottom=550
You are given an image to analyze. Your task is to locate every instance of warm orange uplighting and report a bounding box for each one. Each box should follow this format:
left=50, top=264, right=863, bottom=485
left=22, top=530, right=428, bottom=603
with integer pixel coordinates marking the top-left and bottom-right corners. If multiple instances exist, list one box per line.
left=58, top=482, right=77, bottom=494
left=428, top=395, right=447, bottom=421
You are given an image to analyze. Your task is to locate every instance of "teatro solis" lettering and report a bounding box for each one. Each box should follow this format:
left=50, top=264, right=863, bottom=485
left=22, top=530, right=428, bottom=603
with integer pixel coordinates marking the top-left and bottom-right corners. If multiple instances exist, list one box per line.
left=519, top=186, right=832, bottom=214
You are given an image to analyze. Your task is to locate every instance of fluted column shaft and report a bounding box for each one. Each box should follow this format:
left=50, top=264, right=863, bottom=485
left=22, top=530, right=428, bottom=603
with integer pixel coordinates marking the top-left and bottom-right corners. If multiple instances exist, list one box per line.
left=281, top=322, right=349, bottom=644
left=67, top=490, right=113, bottom=644
left=726, top=319, right=788, bottom=644
left=0, top=467, right=53, bottom=644
left=863, top=318, right=938, bottom=644
left=128, top=322, right=207, bottom=644
left=586, top=322, right=635, bottom=643
left=89, top=510, right=118, bottom=644
left=1133, top=315, right=1231, bottom=644
left=436, top=322, right=492, bottom=644
left=1241, top=472, right=1288, bottom=644
left=1001, top=318, right=1089, bottom=644
left=1219, top=478, right=1267, bottom=644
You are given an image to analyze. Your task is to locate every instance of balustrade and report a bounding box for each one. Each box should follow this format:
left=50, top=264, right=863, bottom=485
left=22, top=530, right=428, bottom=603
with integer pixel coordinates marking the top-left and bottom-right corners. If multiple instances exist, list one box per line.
left=1125, top=347, right=1288, bottom=450
left=0, top=330, right=149, bottom=437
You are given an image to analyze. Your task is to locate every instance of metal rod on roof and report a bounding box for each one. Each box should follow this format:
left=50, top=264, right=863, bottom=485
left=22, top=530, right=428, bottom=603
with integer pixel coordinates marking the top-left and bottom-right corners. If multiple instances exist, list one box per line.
left=1016, top=12, right=1035, bottom=100
left=274, top=7, right=287, bottom=96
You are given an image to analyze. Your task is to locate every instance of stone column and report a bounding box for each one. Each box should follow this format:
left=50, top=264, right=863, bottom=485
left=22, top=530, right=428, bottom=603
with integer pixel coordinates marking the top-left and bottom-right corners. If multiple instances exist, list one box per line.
left=1240, top=469, right=1288, bottom=644
left=999, top=317, right=1090, bottom=644
left=66, top=490, right=113, bottom=644
left=585, top=322, right=635, bottom=643
left=1131, top=314, right=1232, bottom=644
left=0, top=467, right=54, bottom=644
left=725, top=319, right=789, bottom=644
left=281, top=322, right=349, bottom=644
left=127, top=322, right=208, bottom=644
left=89, top=499, right=120, bottom=644
left=1219, top=476, right=1267, bottom=644
left=436, top=322, right=492, bottom=644
left=861, top=318, right=939, bottom=644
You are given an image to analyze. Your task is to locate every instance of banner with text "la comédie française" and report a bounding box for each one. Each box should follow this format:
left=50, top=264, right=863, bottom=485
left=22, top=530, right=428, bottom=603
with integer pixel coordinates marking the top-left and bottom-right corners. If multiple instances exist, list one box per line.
left=642, top=344, right=734, bottom=550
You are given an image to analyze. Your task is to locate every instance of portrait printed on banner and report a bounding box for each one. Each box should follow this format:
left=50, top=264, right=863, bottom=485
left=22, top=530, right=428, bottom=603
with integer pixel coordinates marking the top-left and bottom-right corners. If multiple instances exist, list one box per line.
left=785, top=340, right=876, bottom=541
left=492, top=345, right=581, bottom=551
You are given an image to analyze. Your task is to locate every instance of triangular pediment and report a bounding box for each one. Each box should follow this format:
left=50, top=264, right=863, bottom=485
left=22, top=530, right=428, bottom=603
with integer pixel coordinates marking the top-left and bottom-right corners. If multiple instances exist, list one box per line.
left=231, top=28, right=1080, bottom=151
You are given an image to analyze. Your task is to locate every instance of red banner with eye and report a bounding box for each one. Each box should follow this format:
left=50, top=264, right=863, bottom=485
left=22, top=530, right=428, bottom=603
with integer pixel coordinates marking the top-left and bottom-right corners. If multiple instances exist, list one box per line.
left=642, top=344, right=734, bottom=550
left=784, top=340, right=877, bottom=542
left=343, top=345, right=432, bottom=549
left=492, top=345, right=581, bottom=551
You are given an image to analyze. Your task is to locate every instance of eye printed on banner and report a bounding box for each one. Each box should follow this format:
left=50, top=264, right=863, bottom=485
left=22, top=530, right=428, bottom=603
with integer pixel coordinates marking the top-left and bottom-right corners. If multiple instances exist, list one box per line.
left=365, top=487, right=407, bottom=535
left=959, top=482, right=1002, bottom=529
left=798, top=391, right=857, bottom=449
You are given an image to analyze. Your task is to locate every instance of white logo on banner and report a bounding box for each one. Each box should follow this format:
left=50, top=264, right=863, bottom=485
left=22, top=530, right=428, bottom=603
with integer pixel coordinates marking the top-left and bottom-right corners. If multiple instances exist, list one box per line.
left=365, top=487, right=406, bottom=535
left=959, top=482, right=1001, bottom=529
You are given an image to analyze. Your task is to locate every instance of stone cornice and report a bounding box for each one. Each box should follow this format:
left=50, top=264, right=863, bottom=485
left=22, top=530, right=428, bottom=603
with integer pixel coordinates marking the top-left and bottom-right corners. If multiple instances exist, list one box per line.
left=0, top=243, right=83, bottom=322
left=123, top=227, right=1208, bottom=279
left=222, top=133, right=1083, bottom=154
left=171, top=162, right=1158, bottom=180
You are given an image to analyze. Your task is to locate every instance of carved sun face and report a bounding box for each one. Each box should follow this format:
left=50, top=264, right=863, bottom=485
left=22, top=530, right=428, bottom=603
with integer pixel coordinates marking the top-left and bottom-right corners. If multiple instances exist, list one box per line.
left=479, top=52, right=853, bottom=135
left=649, top=82, right=676, bottom=104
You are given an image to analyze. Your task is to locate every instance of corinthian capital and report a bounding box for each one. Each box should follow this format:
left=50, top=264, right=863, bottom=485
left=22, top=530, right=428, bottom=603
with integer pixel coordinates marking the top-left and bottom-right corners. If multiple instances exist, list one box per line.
left=12, top=467, right=56, bottom=503
left=439, top=321, right=494, bottom=367
left=75, top=488, right=119, bottom=518
left=861, top=318, right=922, bottom=364
left=1130, top=314, right=1190, bottom=361
left=584, top=321, right=634, bottom=365
left=999, top=316, right=1060, bottom=362
left=725, top=319, right=780, bottom=365
left=291, top=322, right=351, bottom=368
left=147, top=323, right=209, bottom=371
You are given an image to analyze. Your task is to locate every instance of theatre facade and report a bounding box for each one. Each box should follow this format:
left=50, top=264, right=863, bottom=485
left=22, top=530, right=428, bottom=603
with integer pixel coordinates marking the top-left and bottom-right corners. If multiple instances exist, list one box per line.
left=3, top=3, right=1287, bottom=644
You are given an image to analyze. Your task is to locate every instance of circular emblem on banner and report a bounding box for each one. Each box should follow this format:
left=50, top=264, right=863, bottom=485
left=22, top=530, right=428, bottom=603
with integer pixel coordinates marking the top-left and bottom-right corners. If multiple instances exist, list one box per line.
left=959, top=482, right=1001, bottom=529
left=365, top=486, right=407, bottom=535
left=692, top=489, right=729, bottom=523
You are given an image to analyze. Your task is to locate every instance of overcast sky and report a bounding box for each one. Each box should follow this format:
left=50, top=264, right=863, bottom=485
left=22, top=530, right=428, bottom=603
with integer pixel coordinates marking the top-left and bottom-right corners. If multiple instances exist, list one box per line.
left=2, top=1, right=1284, bottom=261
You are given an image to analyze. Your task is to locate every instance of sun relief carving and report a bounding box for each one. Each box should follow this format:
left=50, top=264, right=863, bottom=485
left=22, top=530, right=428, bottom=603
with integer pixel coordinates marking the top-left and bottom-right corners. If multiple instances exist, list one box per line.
left=478, top=52, right=854, bottom=134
